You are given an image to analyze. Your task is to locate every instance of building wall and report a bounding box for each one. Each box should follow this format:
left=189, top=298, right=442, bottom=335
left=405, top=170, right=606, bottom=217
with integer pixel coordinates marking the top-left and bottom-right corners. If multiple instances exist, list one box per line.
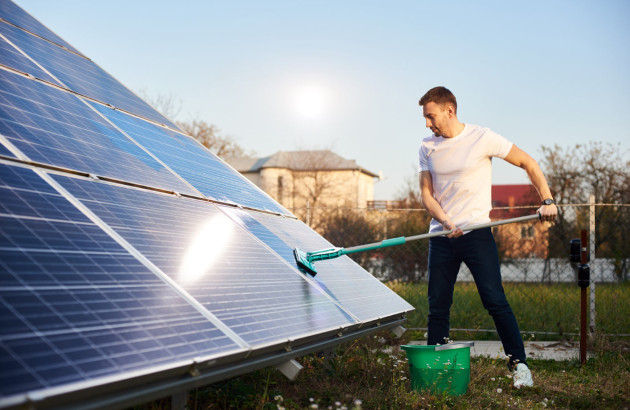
left=239, top=167, right=376, bottom=227
left=493, top=222, right=551, bottom=259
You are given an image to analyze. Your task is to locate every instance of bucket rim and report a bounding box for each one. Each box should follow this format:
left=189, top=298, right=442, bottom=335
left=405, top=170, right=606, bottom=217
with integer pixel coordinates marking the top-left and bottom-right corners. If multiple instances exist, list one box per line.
left=401, top=341, right=474, bottom=351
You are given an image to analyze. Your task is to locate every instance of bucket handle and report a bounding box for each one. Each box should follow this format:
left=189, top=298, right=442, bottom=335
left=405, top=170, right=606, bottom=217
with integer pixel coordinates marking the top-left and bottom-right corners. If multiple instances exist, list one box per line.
left=434, top=341, right=475, bottom=351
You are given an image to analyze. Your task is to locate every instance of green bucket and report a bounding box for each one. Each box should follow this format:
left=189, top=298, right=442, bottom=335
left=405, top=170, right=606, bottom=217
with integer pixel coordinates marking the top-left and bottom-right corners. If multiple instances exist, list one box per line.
left=401, top=342, right=473, bottom=396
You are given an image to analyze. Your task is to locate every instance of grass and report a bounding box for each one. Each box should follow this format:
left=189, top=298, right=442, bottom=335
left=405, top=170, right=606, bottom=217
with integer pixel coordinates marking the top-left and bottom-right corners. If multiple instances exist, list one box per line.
left=389, top=281, right=630, bottom=341
left=137, top=282, right=630, bottom=409
left=139, top=332, right=630, bottom=409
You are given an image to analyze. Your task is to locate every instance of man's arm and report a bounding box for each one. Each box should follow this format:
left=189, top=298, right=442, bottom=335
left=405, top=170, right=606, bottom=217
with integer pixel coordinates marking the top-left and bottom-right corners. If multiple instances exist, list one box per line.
left=419, top=171, right=463, bottom=237
left=503, top=145, right=558, bottom=222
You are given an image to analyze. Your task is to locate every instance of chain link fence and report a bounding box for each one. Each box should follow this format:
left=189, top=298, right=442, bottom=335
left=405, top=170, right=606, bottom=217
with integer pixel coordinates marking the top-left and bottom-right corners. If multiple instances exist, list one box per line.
left=291, top=203, right=630, bottom=339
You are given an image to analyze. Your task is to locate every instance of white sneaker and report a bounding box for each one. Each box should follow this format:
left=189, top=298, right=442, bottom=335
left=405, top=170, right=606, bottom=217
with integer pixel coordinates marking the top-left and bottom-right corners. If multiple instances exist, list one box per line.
left=513, top=363, right=534, bottom=388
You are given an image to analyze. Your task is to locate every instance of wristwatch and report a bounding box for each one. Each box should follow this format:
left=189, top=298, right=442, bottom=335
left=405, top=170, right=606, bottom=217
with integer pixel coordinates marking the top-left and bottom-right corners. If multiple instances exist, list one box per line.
left=542, top=198, right=555, bottom=206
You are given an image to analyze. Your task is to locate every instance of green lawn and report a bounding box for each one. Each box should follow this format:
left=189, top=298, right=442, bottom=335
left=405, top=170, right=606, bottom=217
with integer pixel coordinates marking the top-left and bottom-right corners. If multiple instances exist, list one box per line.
left=389, top=281, right=630, bottom=341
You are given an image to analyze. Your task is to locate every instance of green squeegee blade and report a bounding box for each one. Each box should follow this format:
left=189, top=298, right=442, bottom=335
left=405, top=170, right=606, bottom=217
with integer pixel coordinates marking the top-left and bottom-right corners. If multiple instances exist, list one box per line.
left=293, top=247, right=317, bottom=276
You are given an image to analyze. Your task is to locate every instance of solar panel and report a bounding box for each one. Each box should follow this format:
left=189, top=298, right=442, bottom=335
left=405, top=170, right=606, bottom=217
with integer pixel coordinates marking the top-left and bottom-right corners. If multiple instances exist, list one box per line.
left=0, top=141, right=12, bottom=157
left=0, top=69, right=196, bottom=195
left=0, top=1, right=414, bottom=407
left=0, top=0, right=83, bottom=56
left=223, top=208, right=413, bottom=322
left=0, top=162, right=242, bottom=397
left=90, top=103, right=291, bottom=215
left=0, top=20, right=176, bottom=128
left=0, top=36, right=56, bottom=82
left=53, top=173, right=356, bottom=347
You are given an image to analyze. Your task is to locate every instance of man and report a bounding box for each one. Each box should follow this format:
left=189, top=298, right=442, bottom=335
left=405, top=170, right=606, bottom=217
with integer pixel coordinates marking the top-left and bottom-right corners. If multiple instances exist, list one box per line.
left=418, top=86, right=557, bottom=388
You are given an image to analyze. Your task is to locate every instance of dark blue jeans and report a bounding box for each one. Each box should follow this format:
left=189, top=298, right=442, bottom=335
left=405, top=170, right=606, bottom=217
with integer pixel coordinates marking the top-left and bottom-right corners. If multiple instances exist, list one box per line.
left=427, top=228, right=526, bottom=369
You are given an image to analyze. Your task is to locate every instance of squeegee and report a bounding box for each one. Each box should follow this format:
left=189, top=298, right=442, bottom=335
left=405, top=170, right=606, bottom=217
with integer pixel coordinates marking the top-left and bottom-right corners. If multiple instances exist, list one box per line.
left=294, top=213, right=541, bottom=276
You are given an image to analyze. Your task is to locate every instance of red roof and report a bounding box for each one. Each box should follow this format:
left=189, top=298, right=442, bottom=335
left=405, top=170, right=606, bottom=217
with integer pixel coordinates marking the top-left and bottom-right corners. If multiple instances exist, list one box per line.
left=490, top=184, right=538, bottom=219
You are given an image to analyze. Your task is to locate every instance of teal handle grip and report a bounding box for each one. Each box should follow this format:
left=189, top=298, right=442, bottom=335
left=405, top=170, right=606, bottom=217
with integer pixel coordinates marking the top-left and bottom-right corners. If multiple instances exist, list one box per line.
left=381, top=237, right=406, bottom=247
left=343, top=236, right=407, bottom=254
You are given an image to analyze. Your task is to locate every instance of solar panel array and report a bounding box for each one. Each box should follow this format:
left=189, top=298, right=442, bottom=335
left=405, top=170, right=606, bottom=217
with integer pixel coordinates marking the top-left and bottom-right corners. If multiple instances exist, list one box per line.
left=0, top=1, right=413, bottom=407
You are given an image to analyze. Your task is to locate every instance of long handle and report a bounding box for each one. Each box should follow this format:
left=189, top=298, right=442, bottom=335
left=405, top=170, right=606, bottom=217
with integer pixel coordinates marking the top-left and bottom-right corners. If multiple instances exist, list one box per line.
left=342, top=213, right=540, bottom=255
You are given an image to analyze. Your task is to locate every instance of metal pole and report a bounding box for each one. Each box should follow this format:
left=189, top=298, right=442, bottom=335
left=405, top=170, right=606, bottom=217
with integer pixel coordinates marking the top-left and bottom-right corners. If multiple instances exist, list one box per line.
left=580, top=229, right=588, bottom=366
left=589, top=195, right=596, bottom=334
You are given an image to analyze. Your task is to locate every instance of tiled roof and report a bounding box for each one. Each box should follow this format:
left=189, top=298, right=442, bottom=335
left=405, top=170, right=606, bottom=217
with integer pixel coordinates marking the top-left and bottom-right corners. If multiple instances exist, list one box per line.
left=226, top=150, right=379, bottom=177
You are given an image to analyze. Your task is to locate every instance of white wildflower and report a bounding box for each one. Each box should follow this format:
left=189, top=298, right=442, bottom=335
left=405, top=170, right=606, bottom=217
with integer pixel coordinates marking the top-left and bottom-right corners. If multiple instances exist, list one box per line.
left=497, top=388, right=503, bottom=393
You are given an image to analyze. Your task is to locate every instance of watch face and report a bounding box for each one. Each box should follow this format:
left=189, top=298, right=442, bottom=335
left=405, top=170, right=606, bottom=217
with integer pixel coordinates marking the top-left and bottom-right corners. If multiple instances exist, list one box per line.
left=543, top=199, right=554, bottom=205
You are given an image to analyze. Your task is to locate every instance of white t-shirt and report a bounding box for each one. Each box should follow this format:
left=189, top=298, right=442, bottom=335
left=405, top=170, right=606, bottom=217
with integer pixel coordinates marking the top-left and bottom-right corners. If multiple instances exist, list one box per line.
left=418, top=124, right=513, bottom=233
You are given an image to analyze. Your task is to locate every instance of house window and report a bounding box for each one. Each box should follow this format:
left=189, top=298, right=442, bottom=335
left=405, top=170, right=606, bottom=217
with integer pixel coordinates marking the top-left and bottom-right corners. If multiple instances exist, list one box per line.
left=277, top=176, right=283, bottom=202
left=521, top=226, right=535, bottom=238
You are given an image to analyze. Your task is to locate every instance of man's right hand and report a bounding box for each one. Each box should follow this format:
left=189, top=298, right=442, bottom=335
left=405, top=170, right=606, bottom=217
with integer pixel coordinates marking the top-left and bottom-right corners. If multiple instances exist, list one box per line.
left=443, top=219, right=463, bottom=238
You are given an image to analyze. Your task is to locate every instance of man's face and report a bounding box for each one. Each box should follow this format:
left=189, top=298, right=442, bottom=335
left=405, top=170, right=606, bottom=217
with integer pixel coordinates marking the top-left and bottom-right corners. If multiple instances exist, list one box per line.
left=422, top=101, right=450, bottom=137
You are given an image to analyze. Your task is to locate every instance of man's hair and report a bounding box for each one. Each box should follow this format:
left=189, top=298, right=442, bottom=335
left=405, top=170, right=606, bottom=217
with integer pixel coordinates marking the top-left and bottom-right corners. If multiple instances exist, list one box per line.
left=419, top=86, right=457, bottom=113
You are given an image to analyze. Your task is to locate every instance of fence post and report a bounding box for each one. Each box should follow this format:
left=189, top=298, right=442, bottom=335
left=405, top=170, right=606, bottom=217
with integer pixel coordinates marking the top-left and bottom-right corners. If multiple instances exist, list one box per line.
left=589, top=195, right=596, bottom=334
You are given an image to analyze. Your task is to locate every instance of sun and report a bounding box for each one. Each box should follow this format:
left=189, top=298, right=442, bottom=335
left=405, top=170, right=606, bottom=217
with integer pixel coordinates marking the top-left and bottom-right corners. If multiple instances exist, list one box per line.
left=294, top=85, right=327, bottom=119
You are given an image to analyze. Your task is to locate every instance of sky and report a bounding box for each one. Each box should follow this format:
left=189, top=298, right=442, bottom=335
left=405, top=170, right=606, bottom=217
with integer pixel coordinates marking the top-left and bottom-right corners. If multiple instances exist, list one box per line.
left=16, top=0, right=630, bottom=199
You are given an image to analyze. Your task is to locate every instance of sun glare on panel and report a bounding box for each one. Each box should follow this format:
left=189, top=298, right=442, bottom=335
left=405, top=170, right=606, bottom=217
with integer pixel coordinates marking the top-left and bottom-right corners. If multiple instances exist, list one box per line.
left=295, top=85, right=328, bottom=120
left=178, top=215, right=235, bottom=282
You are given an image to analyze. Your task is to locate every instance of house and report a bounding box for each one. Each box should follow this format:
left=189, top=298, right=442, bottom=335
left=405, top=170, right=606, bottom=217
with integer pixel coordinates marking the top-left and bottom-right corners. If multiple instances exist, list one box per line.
left=491, top=184, right=550, bottom=259
left=226, top=150, right=379, bottom=227
left=491, top=184, right=539, bottom=219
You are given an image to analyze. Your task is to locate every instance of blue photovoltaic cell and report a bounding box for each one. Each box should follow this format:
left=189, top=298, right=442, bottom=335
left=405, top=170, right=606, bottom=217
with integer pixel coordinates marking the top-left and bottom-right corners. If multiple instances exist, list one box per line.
left=0, top=163, right=240, bottom=397
left=91, top=103, right=291, bottom=215
left=0, top=69, right=197, bottom=195
left=0, top=36, right=57, bottom=82
left=224, top=209, right=414, bottom=322
left=54, top=174, right=356, bottom=347
left=0, top=21, right=176, bottom=128
left=0, top=1, right=83, bottom=55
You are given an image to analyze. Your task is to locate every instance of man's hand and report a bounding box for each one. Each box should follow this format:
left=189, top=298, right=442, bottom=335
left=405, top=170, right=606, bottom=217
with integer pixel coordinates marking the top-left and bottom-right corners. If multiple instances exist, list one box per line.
left=537, top=204, right=558, bottom=222
left=443, top=219, right=464, bottom=238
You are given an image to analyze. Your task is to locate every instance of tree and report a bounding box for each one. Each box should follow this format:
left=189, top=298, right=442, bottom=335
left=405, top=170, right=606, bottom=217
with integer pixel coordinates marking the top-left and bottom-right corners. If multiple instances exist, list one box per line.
left=371, top=170, right=432, bottom=281
left=137, top=89, right=183, bottom=120
left=176, top=120, right=249, bottom=159
left=286, top=149, right=350, bottom=231
left=137, top=90, right=249, bottom=159
left=539, top=142, right=630, bottom=279
left=378, top=211, right=432, bottom=282
left=321, top=210, right=380, bottom=273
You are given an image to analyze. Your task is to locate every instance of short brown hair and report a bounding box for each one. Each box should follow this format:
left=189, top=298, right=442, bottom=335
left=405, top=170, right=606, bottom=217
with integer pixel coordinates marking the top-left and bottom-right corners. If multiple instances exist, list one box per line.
left=419, top=86, right=457, bottom=113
